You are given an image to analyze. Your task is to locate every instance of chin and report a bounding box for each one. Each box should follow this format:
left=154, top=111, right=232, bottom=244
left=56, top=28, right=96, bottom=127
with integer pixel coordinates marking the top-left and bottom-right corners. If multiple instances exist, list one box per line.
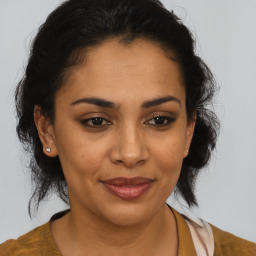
left=100, top=201, right=159, bottom=227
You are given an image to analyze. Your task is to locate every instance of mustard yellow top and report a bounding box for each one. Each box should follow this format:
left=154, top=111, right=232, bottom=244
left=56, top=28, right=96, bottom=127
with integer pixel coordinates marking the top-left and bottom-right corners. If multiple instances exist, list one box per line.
left=0, top=209, right=255, bottom=256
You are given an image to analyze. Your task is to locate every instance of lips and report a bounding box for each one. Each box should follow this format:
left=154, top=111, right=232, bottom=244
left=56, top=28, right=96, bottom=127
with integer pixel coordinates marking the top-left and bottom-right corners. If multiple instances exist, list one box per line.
left=101, top=177, right=154, bottom=200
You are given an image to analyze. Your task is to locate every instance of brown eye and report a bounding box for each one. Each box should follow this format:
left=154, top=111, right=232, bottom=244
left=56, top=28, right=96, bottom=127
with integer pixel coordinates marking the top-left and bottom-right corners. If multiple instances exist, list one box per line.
left=152, top=116, right=167, bottom=125
left=90, top=117, right=104, bottom=126
left=147, top=116, right=176, bottom=127
left=81, top=117, right=111, bottom=127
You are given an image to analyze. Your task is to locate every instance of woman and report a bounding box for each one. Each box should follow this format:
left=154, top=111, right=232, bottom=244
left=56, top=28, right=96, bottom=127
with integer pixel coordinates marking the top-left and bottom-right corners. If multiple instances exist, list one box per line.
left=0, top=0, right=255, bottom=255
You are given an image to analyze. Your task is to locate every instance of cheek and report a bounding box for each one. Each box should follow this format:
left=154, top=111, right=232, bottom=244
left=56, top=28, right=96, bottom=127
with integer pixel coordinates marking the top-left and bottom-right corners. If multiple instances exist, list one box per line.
left=153, top=144, right=184, bottom=199
left=151, top=129, right=186, bottom=183
left=54, top=124, right=108, bottom=181
left=154, top=143, right=184, bottom=177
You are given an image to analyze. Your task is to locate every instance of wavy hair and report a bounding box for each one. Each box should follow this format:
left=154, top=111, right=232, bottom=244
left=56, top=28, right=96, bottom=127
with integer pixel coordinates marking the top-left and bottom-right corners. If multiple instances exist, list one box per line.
left=15, top=0, right=219, bottom=217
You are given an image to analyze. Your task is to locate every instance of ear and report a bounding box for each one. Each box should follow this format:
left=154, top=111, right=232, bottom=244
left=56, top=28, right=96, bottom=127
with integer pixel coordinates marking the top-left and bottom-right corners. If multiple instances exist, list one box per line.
left=184, top=112, right=196, bottom=158
left=33, top=105, right=58, bottom=157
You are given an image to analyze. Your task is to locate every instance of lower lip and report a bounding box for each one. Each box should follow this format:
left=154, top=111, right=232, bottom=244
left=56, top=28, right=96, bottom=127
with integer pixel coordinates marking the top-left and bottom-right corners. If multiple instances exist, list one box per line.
left=102, top=182, right=152, bottom=200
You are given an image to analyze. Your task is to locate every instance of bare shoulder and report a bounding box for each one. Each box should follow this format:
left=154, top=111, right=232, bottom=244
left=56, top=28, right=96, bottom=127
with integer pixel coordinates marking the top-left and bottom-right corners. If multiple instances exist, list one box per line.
left=210, top=224, right=256, bottom=256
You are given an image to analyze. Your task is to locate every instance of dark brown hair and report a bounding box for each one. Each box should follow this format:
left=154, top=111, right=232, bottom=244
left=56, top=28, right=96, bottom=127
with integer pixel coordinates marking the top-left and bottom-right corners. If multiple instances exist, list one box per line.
left=15, top=0, right=219, bottom=217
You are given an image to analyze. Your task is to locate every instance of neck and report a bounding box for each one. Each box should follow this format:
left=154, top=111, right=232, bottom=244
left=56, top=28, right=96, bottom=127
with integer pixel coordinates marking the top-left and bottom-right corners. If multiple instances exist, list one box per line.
left=52, top=204, right=178, bottom=256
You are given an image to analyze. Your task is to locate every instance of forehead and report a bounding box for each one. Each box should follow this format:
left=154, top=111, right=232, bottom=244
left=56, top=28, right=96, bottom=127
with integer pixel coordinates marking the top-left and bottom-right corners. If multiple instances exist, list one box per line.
left=57, top=38, right=185, bottom=105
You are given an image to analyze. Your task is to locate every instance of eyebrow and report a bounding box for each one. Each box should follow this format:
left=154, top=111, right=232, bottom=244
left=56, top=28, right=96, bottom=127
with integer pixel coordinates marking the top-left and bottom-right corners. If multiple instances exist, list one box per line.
left=71, top=97, right=116, bottom=108
left=142, top=96, right=181, bottom=108
left=71, top=96, right=181, bottom=108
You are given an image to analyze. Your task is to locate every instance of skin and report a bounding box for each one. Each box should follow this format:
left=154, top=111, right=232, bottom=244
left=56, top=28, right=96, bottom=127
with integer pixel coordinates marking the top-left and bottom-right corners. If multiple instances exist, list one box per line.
left=34, top=38, right=195, bottom=256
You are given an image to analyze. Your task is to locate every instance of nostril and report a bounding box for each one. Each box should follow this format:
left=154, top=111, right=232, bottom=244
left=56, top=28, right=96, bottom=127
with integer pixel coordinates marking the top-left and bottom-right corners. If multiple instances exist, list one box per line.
left=113, top=158, right=146, bottom=168
left=137, top=159, right=146, bottom=165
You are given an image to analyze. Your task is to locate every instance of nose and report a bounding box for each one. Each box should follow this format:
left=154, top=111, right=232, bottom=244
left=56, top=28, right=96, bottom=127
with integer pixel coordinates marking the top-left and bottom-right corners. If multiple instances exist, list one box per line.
left=109, top=125, right=149, bottom=168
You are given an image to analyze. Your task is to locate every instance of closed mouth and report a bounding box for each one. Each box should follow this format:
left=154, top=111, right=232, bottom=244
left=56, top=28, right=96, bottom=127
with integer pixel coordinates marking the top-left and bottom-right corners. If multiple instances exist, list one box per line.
left=100, top=177, right=154, bottom=200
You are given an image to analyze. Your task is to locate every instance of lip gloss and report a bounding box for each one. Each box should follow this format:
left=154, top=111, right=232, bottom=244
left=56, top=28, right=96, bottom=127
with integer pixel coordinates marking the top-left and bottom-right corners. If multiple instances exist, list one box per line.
left=101, top=177, right=153, bottom=200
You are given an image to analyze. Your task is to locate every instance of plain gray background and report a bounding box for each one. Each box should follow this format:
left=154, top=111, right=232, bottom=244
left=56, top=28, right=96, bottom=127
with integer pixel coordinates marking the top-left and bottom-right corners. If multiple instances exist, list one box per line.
left=0, top=0, right=255, bottom=243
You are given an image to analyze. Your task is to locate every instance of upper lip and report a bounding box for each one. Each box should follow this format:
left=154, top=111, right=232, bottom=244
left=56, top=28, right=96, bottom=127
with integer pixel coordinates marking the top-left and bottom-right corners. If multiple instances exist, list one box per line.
left=101, top=177, right=154, bottom=186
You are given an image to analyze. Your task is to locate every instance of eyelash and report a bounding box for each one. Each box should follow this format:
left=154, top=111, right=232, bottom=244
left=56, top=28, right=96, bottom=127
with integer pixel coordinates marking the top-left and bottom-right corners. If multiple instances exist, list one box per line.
left=81, top=115, right=176, bottom=128
left=145, top=116, right=176, bottom=127
left=81, top=117, right=111, bottom=128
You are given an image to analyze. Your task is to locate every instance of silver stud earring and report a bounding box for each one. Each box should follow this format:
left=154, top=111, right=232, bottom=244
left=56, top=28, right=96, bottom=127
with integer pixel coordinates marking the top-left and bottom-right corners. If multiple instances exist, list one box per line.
left=46, top=147, right=51, bottom=153
left=186, top=149, right=189, bottom=154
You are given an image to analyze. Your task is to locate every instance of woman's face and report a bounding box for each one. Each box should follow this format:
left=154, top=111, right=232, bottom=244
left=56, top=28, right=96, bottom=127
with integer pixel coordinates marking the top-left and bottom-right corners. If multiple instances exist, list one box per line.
left=42, top=39, right=195, bottom=225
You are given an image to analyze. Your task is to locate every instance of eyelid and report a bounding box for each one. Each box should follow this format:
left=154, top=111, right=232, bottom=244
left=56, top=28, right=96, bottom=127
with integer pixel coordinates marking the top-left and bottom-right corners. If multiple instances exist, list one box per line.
left=145, top=111, right=177, bottom=120
left=79, top=111, right=177, bottom=129
left=144, top=113, right=177, bottom=127
left=81, top=116, right=112, bottom=128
